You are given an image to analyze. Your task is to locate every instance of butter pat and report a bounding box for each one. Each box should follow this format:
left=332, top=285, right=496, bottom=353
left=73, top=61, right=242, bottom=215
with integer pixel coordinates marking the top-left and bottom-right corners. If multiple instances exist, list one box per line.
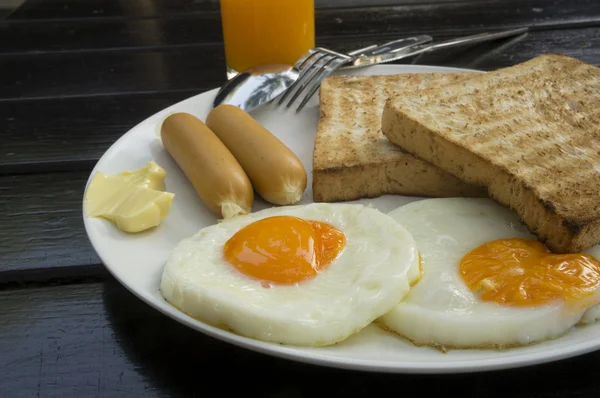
left=84, top=161, right=175, bottom=233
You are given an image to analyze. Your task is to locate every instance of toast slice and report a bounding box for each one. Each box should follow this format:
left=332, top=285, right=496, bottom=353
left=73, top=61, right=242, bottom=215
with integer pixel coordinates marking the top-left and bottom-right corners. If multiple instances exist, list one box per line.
left=313, top=73, right=485, bottom=202
left=381, top=54, right=600, bottom=253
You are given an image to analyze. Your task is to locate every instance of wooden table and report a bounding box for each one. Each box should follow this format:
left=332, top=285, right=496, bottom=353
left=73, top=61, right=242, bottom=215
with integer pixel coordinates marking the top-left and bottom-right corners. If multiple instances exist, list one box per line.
left=2, top=0, right=600, bottom=396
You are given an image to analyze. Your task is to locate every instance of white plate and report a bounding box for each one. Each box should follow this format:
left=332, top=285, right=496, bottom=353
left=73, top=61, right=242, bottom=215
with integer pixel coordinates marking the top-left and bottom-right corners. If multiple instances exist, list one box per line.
left=83, top=64, right=600, bottom=373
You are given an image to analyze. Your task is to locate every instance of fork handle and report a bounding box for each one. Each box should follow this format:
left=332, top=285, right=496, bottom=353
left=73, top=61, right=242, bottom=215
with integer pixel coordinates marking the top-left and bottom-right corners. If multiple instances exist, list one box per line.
left=356, top=35, right=432, bottom=57
left=427, top=27, right=529, bottom=51
left=347, top=44, right=379, bottom=57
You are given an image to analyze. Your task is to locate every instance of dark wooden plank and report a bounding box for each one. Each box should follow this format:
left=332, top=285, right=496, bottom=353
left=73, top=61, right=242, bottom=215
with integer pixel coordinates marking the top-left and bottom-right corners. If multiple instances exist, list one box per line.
left=0, top=47, right=227, bottom=100
left=1, top=27, right=599, bottom=175
left=321, top=0, right=600, bottom=38
left=10, top=0, right=220, bottom=20
left=1, top=29, right=599, bottom=280
left=0, top=0, right=22, bottom=19
left=328, top=27, right=600, bottom=72
left=0, top=14, right=223, bottom=54
left=3, top=0, right=600, bottom=54
left=1, top=90, right=194, bottom=175
left=420, top=26, right=600, bottom=71
left=8, top=0, right=495, bottom=20
left=2, top=28, right=598, bottom=280
left=3, top=27, right=600, bottom=103
left=3, top=280, right=600, bottom=397
left=0, top=171, right=101, bottom=277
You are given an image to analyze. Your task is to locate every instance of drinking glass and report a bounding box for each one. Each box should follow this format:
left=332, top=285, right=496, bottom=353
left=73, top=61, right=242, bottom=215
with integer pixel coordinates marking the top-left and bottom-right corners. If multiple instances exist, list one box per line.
left=219, top=0, right=315, bottom=79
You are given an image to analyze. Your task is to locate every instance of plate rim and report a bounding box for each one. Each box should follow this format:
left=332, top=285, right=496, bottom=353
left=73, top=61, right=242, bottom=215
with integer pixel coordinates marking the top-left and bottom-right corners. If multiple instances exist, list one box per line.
left=82, top=63, right=600, bottom=374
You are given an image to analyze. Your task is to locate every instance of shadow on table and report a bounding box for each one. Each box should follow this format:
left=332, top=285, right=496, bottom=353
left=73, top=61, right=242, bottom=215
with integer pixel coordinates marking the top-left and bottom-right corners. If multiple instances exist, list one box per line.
left=103, top=281, right=600, bottom=397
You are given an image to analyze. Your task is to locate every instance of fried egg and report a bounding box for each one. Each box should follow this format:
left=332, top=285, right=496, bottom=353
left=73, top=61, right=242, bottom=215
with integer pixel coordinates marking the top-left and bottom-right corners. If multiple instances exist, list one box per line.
left=379, top=198, right=600, bottom=349
left=160, top=203, right=420, bottom=347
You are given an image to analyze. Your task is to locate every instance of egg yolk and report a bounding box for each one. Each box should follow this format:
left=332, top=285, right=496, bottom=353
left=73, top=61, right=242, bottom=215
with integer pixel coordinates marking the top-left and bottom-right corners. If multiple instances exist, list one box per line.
left=460, top=238, right=600, bottom=307
left=224, top=216, right=346, bottom=284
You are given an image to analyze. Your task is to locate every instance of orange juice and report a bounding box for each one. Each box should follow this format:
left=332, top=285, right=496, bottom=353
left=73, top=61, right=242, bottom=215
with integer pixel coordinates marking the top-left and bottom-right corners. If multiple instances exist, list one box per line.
left=220, top=0, right=315, bottom=75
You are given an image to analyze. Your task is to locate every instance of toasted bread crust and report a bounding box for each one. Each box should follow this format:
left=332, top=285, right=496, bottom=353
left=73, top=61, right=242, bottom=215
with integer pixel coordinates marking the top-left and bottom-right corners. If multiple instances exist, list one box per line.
left=313, top=73, right=485, bottom=202
left=313, top=157, right=485, bottom=202
left=382, top=54, right=600, bottom=253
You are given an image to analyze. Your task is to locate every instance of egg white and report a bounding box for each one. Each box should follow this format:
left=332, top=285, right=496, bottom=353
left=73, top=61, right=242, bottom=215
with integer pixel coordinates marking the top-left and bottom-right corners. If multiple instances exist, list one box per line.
left=379, top=197, right=600, bottom=350
left=160, top=203, right=420, bottom=347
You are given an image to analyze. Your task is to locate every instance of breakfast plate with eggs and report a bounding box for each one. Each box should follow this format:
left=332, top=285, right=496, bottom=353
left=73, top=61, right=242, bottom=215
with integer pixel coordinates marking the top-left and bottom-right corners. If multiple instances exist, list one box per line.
left=82, top=64, right=600, bottom=373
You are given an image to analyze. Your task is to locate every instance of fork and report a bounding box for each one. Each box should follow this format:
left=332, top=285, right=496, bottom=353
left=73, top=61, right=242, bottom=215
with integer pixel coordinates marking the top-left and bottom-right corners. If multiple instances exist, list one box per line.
left=277, top=36, right=431, bottom=112
left=279, top=27, right=529, bottom=112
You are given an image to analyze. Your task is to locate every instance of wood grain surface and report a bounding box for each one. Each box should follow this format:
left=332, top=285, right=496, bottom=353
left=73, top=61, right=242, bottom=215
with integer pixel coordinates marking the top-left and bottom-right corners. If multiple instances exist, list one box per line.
left=0, top=171, right=100, bottom=276
left=9, top=0, right=588, bottom=20
left=2, top=0, right=600, bottom=395
left=2, top=26, right=600, bottom=279
left=4, top=0, right=600, bottom=54
left=2, top=28, right=599, bottom=174
left=3, top=280, right=600, bottom=397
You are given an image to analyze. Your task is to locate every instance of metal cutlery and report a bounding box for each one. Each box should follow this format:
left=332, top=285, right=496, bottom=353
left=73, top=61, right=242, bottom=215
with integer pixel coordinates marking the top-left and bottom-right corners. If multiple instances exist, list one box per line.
left=277, top=36, right=432, bottom=112
left=214, top=36, right=432, bottom=112
left=214, top=27, right=528, bottom=113
left=347, top=27, right=529, bottom=68
left=280, top=26, right=529, bottom=112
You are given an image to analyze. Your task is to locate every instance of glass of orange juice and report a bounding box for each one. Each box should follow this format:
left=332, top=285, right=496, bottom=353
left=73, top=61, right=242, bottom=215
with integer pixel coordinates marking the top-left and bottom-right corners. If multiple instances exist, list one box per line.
left=219, top=0, right=315, bottom=79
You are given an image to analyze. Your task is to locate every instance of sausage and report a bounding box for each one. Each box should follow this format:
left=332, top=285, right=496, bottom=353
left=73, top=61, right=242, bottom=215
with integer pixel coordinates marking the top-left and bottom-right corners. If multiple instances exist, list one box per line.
left=206, top=104, right=307, bottom=205
left=160, top=112, right=253, bottom=219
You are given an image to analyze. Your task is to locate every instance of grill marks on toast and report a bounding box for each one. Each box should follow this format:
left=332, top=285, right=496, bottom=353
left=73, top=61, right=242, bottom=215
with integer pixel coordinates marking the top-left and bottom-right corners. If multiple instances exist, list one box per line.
left=330, top=77, right=377, bottom=166
left=313, top=73, right=485, bottom=202
left=382, top=54, right=600, bottom=253
left=319, top=76, right=405, bottom=168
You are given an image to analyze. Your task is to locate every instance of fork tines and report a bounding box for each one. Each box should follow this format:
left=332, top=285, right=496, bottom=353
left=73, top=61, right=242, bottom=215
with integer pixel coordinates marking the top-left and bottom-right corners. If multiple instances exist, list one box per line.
left=278, top=47, right=353, bottom=112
